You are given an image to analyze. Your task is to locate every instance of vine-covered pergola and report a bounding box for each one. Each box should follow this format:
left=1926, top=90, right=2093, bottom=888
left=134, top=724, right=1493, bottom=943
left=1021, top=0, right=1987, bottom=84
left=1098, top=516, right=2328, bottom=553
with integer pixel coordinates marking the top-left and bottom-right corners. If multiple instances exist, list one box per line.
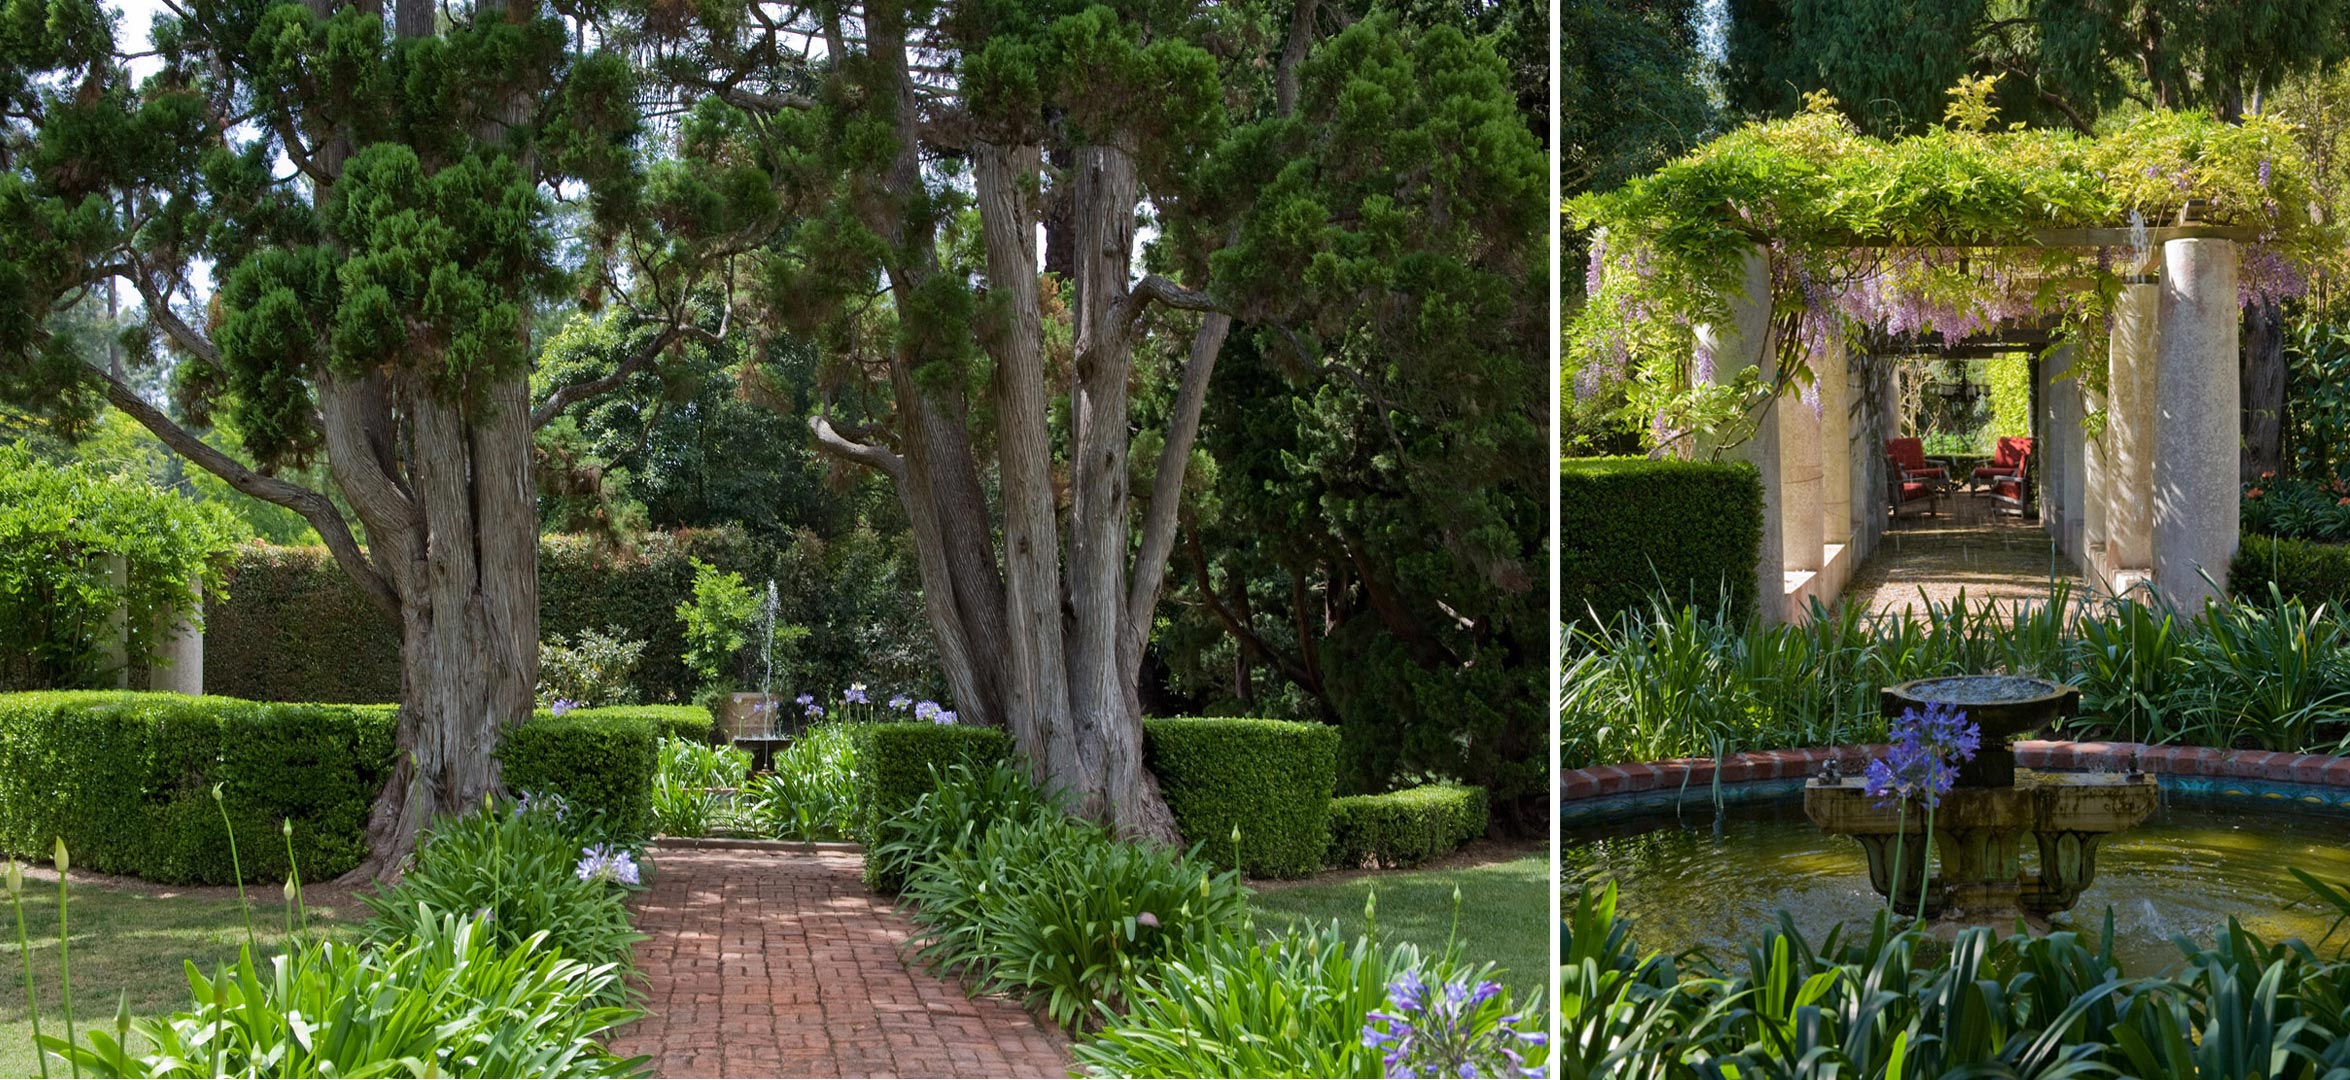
left=1569, top=83, right=2340, bottom=620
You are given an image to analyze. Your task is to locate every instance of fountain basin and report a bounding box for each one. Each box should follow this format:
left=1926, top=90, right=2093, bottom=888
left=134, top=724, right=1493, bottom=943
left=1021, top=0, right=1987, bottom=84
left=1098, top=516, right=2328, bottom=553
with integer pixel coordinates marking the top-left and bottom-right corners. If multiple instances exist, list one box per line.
left=1882, top=675, right=2080, bottom=787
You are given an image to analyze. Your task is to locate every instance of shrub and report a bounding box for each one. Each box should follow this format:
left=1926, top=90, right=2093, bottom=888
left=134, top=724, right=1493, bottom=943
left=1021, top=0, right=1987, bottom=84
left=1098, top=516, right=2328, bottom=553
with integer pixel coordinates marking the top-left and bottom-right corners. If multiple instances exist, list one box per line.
left=650, top=737, right=751, bottom=838
left=896, top=781, right=1252, bottom=1029
left=496, top=709, right=662, bottom=842
left=1072, top=920, right=1403, bottom=1078
left=365, top=800, right=644, bottom=989
left=1559, top=457, right=1763, bottom=624
left=0, top=445, right=239, bottom=691
left=0, top=692, right=395, bottom=884
left=865, top=760, right=1063, bottom=895
left=1142, top=718, right=1338, bottom=879
left=2234, top=532, right=2350, bottom=609
left=854, top=722, right=1012, bottom=891
left=744, top=722, right=861, bottom=842
left=206, top=528, right=947, bottom=705
left=538, top=627, right=648, bottom=708
left=50, top=914, right=644, bottom=1079
left=677, top=558, right=808, bottom=696
left=1326, top=783, right=1489, bottom=869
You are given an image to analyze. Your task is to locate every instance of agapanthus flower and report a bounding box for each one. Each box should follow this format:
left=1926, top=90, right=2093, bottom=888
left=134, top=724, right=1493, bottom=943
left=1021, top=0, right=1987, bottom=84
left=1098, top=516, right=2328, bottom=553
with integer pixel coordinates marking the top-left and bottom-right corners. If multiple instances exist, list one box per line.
left=806, top=703, right=826, bottom=719
left=888, top=695, right=912, bottom=711
left=934, top=709, right=958, bottom=725
left=550, top=698, right=579, bottom=716
left=1361, top=968, right=1544, bottom=1078
left=1864, top=703, right=1979, bottom=810
left=794, top=693, right=813, bottom=707
left=513, top=790, right=571, bottom=822
left=914, top=700, right=942, bottom=722
left=575, top=844, right=641, bottom=886
left=843, top=683, right=871, bottom=705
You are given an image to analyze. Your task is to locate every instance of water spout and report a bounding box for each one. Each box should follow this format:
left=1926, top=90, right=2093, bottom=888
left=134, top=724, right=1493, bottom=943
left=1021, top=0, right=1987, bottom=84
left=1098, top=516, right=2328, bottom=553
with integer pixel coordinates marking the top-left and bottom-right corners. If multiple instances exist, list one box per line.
left=760, top=579, right=780, bottom=737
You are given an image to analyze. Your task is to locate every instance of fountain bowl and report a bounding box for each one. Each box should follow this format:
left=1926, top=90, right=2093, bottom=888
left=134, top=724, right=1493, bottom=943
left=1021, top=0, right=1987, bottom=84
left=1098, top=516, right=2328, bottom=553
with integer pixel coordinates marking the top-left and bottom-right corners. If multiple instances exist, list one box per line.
left=1883, top=675, right=2079, bottom=787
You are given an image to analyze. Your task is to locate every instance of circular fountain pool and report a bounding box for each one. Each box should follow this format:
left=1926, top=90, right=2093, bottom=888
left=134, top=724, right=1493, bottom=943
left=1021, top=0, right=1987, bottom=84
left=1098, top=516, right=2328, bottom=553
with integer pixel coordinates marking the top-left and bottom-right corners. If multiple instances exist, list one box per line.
left=1564, top=782, right=2350, bottom=974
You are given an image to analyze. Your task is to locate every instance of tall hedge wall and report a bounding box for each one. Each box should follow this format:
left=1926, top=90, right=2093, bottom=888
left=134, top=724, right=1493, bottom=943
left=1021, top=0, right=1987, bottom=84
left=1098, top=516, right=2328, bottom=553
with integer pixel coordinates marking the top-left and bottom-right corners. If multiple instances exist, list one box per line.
left=207, top=527, right=940, bottom=705
left=1560, top=457, right=1763, bottom=623
left=2233, top=533, right=2350, bottom=608
left=0, top=692, right=397, bottom=884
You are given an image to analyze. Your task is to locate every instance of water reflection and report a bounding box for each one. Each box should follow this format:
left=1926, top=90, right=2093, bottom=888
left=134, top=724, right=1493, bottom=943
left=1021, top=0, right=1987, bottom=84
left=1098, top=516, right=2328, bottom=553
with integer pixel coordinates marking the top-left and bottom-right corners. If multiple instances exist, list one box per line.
left=1562, top=794, right=2350, bottom=974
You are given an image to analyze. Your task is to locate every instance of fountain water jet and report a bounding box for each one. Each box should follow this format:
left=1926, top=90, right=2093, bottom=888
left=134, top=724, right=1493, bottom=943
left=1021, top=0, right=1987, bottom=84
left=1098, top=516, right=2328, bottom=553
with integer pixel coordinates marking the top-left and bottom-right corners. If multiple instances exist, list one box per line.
left=1805, top=675, right=2159, bottom=926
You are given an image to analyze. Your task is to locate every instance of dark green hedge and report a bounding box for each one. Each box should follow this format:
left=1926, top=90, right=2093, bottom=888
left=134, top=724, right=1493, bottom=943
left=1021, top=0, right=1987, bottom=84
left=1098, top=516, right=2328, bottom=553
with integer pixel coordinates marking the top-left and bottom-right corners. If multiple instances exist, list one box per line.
left=1560, top=457, right=1763, bottom=624
left=854, top=723, right=1012, bottom=892
left=0, top=692, right=397, bottom=884
left=2233, top=533, right=2350, bottom=608
left=495, top=708, right=666, bottom=842
left=1142, top=718, right=1338, bottom=879
left=206, top=528, right=943, bottom=707
left=1325, top=783, right=1489, bottom=869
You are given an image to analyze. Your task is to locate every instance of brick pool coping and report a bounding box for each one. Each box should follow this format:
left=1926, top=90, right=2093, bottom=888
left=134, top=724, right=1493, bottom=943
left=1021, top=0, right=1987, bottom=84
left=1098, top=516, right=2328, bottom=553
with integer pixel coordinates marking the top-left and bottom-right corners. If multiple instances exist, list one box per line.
left=1563, top=741, right=2350, bottom=801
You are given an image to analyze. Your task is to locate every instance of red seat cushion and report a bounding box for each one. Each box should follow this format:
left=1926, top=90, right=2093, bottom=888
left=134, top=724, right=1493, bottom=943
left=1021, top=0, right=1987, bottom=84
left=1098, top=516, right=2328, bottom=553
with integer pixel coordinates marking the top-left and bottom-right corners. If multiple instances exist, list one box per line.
left=1992, top=478, right=2023, bottom=498
left=1899, top=480, right=1935, bottom=500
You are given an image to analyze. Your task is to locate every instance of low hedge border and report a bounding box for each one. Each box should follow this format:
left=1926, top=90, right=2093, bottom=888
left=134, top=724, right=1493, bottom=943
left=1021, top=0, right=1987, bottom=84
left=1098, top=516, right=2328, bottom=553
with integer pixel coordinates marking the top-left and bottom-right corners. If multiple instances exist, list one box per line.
left=0, top=692, right=397, bottom=884
left=2233, top=532, right=2350, bottom=608
left=496, top=707, right=677, bottom=843
left=854, top=723, right=1012, bottom=892
left=1143, top=717, right=1339, bottom=879
left=1325, top=783, right=1489, bottom=869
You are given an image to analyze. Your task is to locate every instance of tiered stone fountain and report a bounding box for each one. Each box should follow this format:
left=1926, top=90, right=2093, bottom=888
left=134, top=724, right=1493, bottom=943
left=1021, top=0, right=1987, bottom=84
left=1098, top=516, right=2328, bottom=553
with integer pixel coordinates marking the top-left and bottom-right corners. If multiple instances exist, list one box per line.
left=1805, top=676, right=2159, bottom=925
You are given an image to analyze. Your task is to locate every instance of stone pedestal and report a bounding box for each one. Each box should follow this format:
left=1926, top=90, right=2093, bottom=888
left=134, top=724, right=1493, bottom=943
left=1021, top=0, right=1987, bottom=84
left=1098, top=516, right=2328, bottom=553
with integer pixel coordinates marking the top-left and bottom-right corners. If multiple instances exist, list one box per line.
left=2153, top=239, right=2241, bottom=612
left=1694, top=248, right=1784, bottom=623
left=1805, top=773, right=2159, bottom=922
left=2108, top=277, right=2158, bottom=579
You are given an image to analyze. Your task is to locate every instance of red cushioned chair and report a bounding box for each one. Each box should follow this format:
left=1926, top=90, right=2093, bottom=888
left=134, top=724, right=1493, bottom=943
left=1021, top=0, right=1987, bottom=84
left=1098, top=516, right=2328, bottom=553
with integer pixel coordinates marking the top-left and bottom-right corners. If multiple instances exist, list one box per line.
left=1989, top=445, right=2033, bottom=517
left=1885, top=437, right=1948, bottom=486
left=1888, top=455, right=1943, bottom=521
left=1971, top=436, right=2034, bottom=493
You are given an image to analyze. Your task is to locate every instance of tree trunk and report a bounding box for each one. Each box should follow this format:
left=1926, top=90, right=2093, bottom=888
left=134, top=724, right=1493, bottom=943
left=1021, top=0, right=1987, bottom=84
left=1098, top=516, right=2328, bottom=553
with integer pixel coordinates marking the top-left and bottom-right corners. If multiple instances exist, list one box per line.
left=339, top=375, right=538, bottom=882
left=2242, top=297, right=2285, bottom=482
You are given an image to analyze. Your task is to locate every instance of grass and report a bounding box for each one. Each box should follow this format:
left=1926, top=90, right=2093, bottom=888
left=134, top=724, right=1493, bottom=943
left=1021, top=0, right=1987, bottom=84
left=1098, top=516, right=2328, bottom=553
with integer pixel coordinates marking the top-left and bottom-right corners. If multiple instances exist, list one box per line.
left=1249, top=848, right=1548, bottom=987
left=0, top=876, right=356, bottom=1076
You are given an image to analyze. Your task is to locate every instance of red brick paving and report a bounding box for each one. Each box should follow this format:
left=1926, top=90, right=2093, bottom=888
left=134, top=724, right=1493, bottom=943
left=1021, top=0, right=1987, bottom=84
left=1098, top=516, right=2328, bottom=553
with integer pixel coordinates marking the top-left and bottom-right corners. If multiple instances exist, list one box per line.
left=608, top=847, right=1071, bottom=1079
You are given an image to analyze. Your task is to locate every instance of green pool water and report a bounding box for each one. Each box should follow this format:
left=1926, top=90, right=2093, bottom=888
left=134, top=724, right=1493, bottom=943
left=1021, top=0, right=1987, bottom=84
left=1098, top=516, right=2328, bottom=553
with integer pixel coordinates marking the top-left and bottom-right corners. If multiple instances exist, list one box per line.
left=1563, top=789, right=2350, bottom=975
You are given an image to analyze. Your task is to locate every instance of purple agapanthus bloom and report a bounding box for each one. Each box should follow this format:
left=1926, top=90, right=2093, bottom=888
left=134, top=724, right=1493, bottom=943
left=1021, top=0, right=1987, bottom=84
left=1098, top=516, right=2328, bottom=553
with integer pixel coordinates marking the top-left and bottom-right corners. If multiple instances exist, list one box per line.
left=575, top=844, right=641, bottom=886
left=550, top=698, right=579, bottom=716
left=1864, top=703, right=1980, bottom=810
left=1361, top=968, right=1544, bottom=1078
left=843, top=683, right=871, bottom=705
left=888, top=695, right=912, bottom=711
left=913, top=700, right=941, bottom=722
left=934, top=709, right=958, bottom=725
left=794, top=693, right=813, bottom=707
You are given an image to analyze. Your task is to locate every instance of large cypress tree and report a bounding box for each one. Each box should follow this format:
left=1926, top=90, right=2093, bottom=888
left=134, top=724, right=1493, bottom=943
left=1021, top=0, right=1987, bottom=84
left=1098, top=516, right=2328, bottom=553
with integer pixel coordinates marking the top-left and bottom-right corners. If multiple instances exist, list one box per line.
left=640, top=0, right=1541, bottom=837
left=0, top=0, right=708, bottom=874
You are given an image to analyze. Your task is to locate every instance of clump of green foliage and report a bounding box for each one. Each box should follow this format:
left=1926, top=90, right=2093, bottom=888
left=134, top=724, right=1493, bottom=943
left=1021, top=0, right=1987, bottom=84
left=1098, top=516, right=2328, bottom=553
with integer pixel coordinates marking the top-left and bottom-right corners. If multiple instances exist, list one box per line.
left=0, top=445, right=238, bottom=691
left=676, top=559, right=807, bottom=696
left=537, top=627, right=649, bottom=708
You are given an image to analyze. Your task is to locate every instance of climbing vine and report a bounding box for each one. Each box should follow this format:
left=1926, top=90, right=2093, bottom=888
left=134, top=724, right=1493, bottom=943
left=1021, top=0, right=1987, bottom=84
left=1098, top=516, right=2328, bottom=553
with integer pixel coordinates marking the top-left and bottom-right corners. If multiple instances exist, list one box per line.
left=1568, top=78, right=2341, bottom=456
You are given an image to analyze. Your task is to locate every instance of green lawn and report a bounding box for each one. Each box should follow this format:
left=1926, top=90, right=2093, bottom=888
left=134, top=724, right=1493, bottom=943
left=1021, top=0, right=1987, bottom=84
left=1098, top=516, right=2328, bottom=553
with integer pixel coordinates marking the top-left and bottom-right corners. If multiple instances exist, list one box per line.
left=1249, top=849, right=1548, bottom=987
left=0, top=878, right=355, bottom=1076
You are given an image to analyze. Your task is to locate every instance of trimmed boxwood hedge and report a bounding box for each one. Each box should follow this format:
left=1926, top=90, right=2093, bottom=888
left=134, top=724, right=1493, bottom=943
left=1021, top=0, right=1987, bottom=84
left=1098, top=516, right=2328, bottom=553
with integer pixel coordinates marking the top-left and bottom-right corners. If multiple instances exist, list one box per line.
left=854, top=722, right=1013, bottom=892
left=1325, top=783, right=1489, bottom=869
left=1142, top=717, right=1339, bottom=879
left=2233, top=532, right=2350, bottom=608
left=495, top=707, right=670, bottom=842
left=1561, top=457, right=1763, bottom=623
left=0, top=692, right=397, bottom=884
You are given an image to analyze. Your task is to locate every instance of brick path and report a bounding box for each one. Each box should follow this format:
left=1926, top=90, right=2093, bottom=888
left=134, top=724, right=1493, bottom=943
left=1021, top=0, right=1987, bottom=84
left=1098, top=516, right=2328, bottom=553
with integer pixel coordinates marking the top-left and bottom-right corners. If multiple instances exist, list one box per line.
left=608, top=847, right=1072, bottom=1078
left=1846, top=489, right=2080, bottom=618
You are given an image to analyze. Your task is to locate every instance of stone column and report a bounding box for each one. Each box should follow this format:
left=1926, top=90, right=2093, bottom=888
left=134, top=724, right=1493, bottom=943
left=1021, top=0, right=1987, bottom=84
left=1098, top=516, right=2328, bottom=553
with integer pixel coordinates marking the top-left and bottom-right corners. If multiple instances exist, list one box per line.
left=1694, top=248, right=1784, bottom=623
left=2049, top=345, right=2087, bottom=563
left=2083, top=368, right=2110, bottom=583
left=2108, top=274, right=2159, bottom=578
left=2153, top=239, right=2241, bottom=612
left=1819, top=331, right=1853, bottom=548
left=147, top=579, right=203, bottom=696
left=102, top=553, right=129, bottom=689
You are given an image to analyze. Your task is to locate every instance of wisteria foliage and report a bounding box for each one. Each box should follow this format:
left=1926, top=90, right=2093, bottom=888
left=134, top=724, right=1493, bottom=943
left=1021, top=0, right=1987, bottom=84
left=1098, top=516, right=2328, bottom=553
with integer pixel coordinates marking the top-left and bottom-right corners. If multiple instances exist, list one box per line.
left=1567, top=83, right=2341, bottom=456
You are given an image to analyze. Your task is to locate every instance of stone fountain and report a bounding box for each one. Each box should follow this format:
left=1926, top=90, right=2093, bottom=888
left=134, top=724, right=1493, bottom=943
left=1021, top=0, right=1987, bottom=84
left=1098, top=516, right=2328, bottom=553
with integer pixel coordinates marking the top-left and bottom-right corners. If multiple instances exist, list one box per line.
left=1804, top=675, right=2159, bottom=925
